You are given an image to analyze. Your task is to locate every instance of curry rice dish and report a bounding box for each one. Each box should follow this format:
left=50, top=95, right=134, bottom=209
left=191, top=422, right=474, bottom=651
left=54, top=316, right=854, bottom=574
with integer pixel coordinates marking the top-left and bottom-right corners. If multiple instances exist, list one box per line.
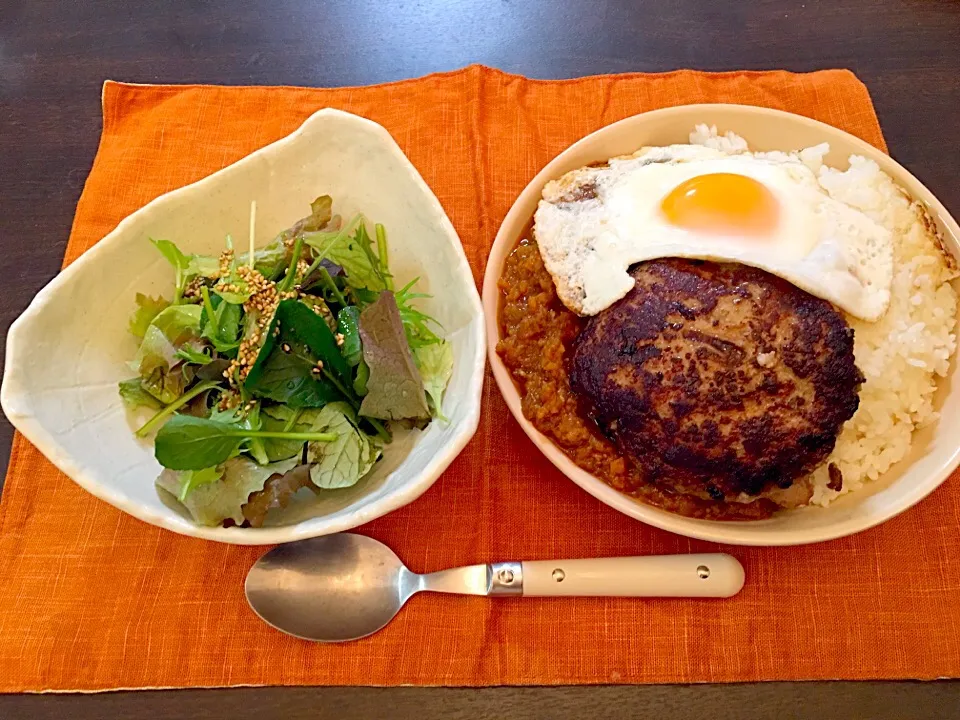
left=497, top=127, right=957, bottom=520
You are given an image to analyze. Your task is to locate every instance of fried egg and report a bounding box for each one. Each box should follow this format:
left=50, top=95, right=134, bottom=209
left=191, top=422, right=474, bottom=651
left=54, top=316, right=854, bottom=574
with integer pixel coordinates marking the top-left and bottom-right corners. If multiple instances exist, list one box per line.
left=534, top=142, right=893, bottom=321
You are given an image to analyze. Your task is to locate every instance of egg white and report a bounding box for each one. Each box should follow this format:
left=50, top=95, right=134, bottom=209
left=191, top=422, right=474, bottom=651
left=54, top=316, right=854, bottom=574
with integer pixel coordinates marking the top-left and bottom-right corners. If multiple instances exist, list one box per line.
left=535, top=144, right=893, bottom=321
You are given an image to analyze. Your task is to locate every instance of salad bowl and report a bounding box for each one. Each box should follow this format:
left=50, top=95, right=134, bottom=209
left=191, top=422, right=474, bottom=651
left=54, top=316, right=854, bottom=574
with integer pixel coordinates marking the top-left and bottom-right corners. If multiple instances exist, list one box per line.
left=1, top=108, right=485, bottom=545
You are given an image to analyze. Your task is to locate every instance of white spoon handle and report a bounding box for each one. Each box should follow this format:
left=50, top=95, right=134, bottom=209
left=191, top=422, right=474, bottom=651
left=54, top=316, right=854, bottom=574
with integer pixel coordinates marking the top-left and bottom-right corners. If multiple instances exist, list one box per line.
left=499, top=554, right=744, bottom=598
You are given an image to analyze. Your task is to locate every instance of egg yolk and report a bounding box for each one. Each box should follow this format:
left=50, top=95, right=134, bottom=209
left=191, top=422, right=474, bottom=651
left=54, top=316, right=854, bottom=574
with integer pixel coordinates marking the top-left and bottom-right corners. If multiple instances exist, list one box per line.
left=660, top=173, right=779, bottom=236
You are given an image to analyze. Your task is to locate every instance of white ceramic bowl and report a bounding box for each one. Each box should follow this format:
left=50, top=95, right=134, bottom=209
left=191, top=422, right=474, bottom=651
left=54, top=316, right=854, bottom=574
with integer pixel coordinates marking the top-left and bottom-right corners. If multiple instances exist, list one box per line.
left=483, top=104, right=960, bottom=546
left=2, top=108, right=485, bottom=545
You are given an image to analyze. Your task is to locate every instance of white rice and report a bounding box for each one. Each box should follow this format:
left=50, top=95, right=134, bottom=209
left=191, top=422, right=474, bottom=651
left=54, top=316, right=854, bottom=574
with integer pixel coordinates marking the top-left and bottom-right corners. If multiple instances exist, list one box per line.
left=691, top=125, right=959, bottom=507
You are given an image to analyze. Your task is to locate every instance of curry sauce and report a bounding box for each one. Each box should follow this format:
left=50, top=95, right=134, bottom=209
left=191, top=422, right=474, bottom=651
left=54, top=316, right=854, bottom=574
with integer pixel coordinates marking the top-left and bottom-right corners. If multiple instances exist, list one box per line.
left=496, top=237, right=777, bottom=521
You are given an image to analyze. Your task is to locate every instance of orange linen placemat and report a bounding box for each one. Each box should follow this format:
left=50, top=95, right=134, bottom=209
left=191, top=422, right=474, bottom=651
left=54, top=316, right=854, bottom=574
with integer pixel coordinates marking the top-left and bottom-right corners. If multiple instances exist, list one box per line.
left=2, top=66, right=959, bottom=692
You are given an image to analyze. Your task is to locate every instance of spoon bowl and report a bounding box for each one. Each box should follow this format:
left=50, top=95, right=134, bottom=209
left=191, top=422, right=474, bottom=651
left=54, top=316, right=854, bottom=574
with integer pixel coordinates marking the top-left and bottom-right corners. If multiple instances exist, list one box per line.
left=246, top=533, right=414, bottom=642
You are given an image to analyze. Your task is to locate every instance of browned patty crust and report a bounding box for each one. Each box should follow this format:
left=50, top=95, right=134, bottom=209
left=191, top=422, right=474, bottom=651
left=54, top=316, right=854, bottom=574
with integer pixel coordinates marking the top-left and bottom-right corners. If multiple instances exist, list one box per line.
left=570, top=259, right=864, bottom=499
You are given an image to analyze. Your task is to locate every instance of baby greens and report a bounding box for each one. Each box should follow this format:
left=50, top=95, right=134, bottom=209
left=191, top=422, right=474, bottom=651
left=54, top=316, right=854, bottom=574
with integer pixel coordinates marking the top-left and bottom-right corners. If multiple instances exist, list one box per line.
left=121, top=196, right=452, bottom=528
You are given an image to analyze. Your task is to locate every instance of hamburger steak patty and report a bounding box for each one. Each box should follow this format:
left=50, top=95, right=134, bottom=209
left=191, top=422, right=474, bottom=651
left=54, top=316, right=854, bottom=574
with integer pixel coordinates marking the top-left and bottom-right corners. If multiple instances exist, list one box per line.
left=570, top=259, right=864, bottom=501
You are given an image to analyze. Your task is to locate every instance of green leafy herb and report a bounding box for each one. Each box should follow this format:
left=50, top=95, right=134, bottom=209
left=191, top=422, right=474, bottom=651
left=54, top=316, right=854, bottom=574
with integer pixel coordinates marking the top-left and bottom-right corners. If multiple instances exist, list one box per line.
left=394, top=278, right=443, bottom=348
left=278, top=299, right=351, bottom=385
left=247, top=298, right=357, bottom=407
left=245, top=342, right=342, bottom=407
left=156, top=456, right=298, bottom=527
left=128, top=293, right=170, bottom=339
left=211, top=243, right=253, bottom=303
left=374, top=223, right=394, bottom=291
left=298, top=294, right=337, bottom=332
left=315, top=265, right=347, bottom=306
left=277, top=235, right=306, bottom=294
left=118, top=377, right=163, bottom=411
left=175, top=342, right=213, bottom=365
left=414, top=340, right=454, bottom=420
left=200, top=287, right=241, bottom=354
left=154, top=416, right=250, bottom=470
left=307, top=403, right=381, bottom=489
left=354, top=360, right=370, bottom=396
left=152, top=238, right=220, bottom=303
left=243, top=402, right=271, bottom=466
left=336, top=307, right=363, bottom=366
left=135, top=380, right=220, bottom=437
left=357, top=291, right=429, bottom=420
left=152, top=239, right=191, bottom=303
left=154, top=414, right=336, bottom=470
left=260, top=406, right=309, bottom=462
left=303, top=216, right=388, bottom=293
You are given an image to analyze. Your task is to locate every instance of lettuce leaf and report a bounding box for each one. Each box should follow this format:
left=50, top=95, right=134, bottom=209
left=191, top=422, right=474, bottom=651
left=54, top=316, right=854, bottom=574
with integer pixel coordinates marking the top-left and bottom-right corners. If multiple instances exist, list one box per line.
left=357, top=291, right=429, bottom=420
left=128, top=293, right=170, bottom=339
left=414, top=340, right=453, bottom=420
left=187, top=254, right=219, bottom=278
left=175, top=465, right=224, bottom=502
left=149, top=305, right=203, bottom=344
left=129, top=305, right=203, bottom=403
left=282, top=195, right=334, bottom=242
left=241, top=463, right=313, bottom=528
left=131, top=325, right=178, bottom=375
left=140, top=363, right=189, bottom=405
left=234, top=195, right=334, bottom=283
left=306, top=403, right=381, bottom=489
left=118, top=377, right=163, bottom=410
left=156, top=456, right=298, bottom=527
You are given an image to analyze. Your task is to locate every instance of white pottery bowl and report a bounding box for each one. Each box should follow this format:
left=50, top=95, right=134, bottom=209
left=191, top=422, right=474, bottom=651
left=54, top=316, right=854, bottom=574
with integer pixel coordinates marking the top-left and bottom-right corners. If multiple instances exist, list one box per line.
left=2, top=108, right=485, bottom=545
left=483, top=104, right=960, bottom=546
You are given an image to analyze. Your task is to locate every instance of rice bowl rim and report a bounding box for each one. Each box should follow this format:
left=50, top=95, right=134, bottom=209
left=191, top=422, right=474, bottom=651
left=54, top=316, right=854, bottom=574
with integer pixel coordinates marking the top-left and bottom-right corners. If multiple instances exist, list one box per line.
left=482, top=103, right=960, bottom=546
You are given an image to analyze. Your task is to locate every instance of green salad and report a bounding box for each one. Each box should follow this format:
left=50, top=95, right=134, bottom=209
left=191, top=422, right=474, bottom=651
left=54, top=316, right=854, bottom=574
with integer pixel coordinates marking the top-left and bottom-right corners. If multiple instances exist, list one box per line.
left=119, top=196, right=453, bottom=528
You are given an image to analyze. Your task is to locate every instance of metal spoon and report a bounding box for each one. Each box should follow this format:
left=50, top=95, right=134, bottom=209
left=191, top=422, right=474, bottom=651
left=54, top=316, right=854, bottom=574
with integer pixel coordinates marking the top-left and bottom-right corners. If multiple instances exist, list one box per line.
left=245, top=533, right=745, bottom=642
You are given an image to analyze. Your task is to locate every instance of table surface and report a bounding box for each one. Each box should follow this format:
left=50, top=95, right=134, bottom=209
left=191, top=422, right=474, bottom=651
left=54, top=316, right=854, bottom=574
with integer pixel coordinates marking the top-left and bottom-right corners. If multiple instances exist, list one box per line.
left=2, top=0, right=959, bottom=717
